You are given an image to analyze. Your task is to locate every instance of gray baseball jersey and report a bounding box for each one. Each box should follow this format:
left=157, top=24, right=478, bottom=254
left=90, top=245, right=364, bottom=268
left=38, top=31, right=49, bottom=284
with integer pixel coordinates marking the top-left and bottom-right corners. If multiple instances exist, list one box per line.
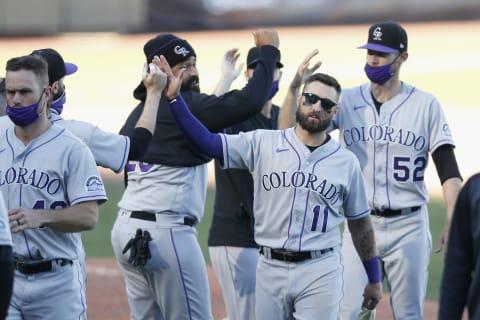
left=0, top=123, right=107, bottom=260
left=119, top=162, right=208, bottom=222
left=49, top=110, right=130, bottom=173
left=220, top=127, right=370, bottom=251
left=219, top=127, right=369, bottom=319
left=0, top=194, right=12, bottom=246
left=0, top=112, right=130, bottom=173
left=333, top=82, right=454, bottom=320
left=331, top=82, right=454, bottom=209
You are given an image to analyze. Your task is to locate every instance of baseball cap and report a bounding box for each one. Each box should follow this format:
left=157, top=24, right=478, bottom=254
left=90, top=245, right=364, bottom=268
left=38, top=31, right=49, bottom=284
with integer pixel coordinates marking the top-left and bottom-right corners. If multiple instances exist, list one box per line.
left=358, top=21, right=408, bottom=53
left=246, top=47, right=283, bottom=69
left=30, top=48, right=78, bottom=85
left=143, top=34, right=196, bottom=67
left=134, top=34, right=196, bottom=100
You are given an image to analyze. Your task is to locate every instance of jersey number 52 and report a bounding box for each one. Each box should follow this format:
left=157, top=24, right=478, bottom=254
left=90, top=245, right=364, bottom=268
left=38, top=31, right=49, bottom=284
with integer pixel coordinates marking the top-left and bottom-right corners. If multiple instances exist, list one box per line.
left=393, top=156, right=427, bottom=182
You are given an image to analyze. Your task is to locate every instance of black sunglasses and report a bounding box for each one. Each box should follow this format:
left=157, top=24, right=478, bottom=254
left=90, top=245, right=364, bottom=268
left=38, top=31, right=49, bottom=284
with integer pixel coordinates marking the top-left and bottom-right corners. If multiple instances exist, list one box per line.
left=302, top=93, right=337, bottom=111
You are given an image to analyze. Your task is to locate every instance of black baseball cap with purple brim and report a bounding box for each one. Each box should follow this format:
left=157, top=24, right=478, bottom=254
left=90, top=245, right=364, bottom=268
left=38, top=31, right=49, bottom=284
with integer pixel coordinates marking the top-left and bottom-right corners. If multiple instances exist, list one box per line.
left=30, top=48, right=78, bottom=85
left=358, top=21, right=408, bottom=53
left=246, top=47, right=283, bottom=69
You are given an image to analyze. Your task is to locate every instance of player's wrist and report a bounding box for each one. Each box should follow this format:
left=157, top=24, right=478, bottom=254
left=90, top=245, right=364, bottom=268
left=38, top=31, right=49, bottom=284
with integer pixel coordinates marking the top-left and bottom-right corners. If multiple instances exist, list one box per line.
left=363, top=256, right=382, bottom=283
left=168, top=95, right=181, bottom=105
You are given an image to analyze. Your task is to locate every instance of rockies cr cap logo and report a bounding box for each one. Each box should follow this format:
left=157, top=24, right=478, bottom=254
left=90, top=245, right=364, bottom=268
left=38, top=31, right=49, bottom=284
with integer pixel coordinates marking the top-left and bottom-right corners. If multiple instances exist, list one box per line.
left=373, top=27, right=382, bottom=41
left=174, top=45, right=190, bottom=57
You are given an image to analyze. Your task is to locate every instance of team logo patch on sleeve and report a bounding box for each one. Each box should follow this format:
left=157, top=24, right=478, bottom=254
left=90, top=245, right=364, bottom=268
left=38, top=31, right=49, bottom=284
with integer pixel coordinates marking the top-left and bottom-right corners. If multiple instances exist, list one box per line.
left=85, top=176, right=104, bottom=192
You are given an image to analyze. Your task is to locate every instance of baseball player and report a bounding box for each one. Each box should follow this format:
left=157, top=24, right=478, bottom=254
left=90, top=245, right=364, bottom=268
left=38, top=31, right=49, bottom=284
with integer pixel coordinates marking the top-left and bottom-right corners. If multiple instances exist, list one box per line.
left=159, top=53, right=382, bottom=319
left=439, top=173, right=480, bottom=320
left=207, top=47, right=283, bottom=320
left=2, top=55, right=107, bottom=319
left=0, top=193, right=14, bottom=319
left=327, top=22, right=463, bottom=319
left=0, top=48, right=165, bottom=174
left=111, top=29, right=280, bottom=320
left=30, top=48, right=164, bottom=174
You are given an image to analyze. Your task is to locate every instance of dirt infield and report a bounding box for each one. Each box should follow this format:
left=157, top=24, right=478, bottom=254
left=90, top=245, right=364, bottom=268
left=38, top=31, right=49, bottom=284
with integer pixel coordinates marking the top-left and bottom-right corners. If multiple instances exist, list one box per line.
left=86, top=258, right=440, bottom=320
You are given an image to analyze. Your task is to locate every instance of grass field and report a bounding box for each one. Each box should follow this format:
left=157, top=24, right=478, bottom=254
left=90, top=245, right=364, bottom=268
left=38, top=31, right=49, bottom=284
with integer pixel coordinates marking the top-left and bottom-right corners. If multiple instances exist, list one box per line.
left=83, top=178, right=448, bottom=301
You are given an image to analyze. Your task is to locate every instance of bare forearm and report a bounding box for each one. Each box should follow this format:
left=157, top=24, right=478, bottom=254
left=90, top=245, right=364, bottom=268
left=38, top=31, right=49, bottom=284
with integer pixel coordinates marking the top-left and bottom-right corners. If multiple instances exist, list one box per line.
left=213, top=75, right=236, bottom=96
left=278, top=85, right=298, bottom=129
left=442, top=177, right=462, bottom=223
left=41, top=201, right=99, bottom=232
left=135, top=91, right=162, bottom=134
left=347, top=216, right=377, bottom=261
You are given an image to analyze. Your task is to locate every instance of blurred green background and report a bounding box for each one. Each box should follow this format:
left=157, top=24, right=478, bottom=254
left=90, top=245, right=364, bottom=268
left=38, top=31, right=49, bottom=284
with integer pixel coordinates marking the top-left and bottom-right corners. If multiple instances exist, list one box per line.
left=84, top=178, right=447, bottom=301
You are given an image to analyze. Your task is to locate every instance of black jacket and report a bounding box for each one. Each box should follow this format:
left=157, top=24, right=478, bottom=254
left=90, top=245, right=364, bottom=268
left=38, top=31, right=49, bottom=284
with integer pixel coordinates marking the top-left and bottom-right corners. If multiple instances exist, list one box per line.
left=439, top=173, right=480, bottom=320
left=120, top=45, right=280, bottom=167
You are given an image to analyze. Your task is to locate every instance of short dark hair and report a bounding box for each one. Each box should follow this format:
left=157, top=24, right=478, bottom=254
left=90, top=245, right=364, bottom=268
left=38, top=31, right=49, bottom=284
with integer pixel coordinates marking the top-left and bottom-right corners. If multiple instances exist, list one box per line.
left=303, top=73, right=341, bottom=96
left=5, top=55, right=49, bottom=87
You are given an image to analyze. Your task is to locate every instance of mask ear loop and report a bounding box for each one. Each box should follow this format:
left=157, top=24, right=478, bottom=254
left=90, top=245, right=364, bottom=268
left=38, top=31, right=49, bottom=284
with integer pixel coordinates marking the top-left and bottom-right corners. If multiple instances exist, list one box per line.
left=38, top=88, right=49, bottom=116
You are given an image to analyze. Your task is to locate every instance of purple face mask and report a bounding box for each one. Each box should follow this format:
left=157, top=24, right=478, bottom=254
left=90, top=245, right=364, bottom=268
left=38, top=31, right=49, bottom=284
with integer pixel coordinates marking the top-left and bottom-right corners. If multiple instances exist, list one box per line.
left=267, top=80, right=279, bottom=100
left=6, top=98, right=42, bottom=127
left=50, top=91, right=66, bottom=115
left=364, top=63, right=394, bottom=85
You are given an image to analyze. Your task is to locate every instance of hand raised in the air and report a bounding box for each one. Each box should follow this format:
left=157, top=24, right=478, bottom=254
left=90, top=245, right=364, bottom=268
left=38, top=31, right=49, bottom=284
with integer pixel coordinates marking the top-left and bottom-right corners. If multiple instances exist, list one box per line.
left=153, top=55, right=184, bottom=101
left=143, top=55, right=168, bottom=96
left=291, top=49, right=322, bottom=89
left=220, top=48, right=243, bottom=83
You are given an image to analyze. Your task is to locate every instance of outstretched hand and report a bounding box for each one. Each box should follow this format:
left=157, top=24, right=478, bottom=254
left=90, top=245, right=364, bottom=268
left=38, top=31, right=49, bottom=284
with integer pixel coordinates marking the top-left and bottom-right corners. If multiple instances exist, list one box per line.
left=152, top=55, right=184, bottom=101
left=220, top=48, right=243, bottom=82
left=143, top=55, right=168, bottom=94
left=291, top=49, right=322, bottom=89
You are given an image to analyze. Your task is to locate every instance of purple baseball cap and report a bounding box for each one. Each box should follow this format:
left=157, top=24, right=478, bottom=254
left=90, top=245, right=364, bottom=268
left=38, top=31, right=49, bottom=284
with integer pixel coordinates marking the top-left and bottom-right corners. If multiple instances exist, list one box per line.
left=358, top=21, right=408, bottom=53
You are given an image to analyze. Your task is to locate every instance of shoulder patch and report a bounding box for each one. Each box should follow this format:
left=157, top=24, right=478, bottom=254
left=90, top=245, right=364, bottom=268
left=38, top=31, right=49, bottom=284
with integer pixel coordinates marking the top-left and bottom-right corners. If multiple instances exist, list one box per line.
left=85, top=176, right=104, bottom=192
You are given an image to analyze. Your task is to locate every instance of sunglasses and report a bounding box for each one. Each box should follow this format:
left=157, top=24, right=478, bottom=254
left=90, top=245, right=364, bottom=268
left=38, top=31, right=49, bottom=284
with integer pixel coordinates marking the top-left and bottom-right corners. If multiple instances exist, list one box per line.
left=302, top=93, right=337, bottom=111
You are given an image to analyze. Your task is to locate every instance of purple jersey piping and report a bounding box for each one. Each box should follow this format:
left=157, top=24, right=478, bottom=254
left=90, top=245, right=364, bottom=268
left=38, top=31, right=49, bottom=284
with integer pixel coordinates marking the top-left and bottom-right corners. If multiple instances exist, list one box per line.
left=281, top=130, right=302, bottom=249
left=298, top=143, right=341, bottom=251
left=359, top=87, right=379, bottom=208
left=170, top=228, right=193, bottom=319
left=385, top=86, right=416, bottom=208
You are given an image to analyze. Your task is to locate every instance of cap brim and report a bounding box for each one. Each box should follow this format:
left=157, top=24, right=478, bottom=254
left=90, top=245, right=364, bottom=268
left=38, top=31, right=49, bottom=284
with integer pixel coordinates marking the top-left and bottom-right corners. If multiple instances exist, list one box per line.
left=358, top=43, right=399, bottom=53
left=247, top=59, right=283, bottom=69
left=65, top=62, right=78, bottom=75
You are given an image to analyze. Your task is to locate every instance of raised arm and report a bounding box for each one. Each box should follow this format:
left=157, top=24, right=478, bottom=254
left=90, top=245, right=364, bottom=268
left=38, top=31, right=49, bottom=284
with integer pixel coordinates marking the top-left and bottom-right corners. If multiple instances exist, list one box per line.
left=213, top=48, right=243, bottom=96
left=278, top=49, right=322, bottom=129
left=157, top=55, right=223, bottom=160
left=128, top=56, right=168, bottom=160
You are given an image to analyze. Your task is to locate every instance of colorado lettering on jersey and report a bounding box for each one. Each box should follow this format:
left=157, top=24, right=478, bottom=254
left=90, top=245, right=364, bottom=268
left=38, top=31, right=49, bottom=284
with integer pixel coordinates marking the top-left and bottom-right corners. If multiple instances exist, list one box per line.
left=262, top=171, right=342, bottom=205
left=0, top=167, right=61, bottom=194
left=343, top=125, right=426, bottom=151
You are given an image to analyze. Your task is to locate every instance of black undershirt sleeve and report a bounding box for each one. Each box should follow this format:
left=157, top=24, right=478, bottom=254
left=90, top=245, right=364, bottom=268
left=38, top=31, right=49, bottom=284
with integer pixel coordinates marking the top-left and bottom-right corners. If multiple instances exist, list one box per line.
left=127, top=127, right=153, bottom=161
left=431, top=144, right=462, bottom=184
left=0, top=245, right=14, bottom=319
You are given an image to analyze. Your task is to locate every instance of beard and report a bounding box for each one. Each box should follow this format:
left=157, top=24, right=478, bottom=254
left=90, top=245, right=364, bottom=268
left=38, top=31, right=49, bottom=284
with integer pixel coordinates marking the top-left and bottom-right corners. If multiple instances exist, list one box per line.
left=181, top=75, right=200, bottom=92
left=296, top=108, right=330, bottom=133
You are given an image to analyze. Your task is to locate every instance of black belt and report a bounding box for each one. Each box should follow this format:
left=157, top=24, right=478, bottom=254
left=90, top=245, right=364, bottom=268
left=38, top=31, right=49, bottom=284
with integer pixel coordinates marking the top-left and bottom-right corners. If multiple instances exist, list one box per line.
left=259, top=246, right=333, bottom=263
left=130, top=211, right=196, bottom=226
left=14, top=259, right=73, bottom=275
left=371, top=206, right=421, bottom=218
